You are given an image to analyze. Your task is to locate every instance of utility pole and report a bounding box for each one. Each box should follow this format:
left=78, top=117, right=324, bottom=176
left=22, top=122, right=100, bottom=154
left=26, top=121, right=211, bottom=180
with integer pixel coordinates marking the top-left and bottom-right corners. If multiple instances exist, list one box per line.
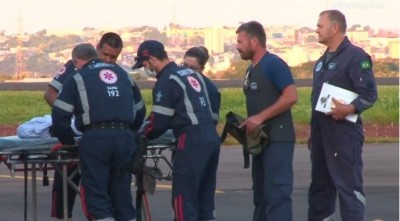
left=171, top=0, right=177, bottom=46
left=14, top=12, right=25, bottom=80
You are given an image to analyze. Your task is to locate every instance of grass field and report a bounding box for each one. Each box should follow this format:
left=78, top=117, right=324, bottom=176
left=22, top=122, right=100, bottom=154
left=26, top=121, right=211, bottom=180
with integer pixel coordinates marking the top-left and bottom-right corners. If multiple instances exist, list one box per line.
left=0, top=86, right=398, bottom=143
left=0, top=86, right=397, bottom=125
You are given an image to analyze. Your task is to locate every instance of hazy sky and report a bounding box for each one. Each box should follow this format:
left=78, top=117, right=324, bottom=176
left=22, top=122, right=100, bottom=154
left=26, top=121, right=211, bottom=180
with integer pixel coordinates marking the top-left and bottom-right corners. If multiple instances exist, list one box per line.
left=1, top=0, right=399, bottom=34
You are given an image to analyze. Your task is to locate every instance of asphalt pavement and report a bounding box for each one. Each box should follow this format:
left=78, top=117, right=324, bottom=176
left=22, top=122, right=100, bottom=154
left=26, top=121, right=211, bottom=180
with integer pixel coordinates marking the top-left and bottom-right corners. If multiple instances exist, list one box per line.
left=0, top=143, right=398, bottom=221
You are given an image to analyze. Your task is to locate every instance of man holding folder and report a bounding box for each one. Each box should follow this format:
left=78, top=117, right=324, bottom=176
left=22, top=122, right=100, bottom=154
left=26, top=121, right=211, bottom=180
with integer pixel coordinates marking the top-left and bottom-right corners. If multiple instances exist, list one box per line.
left=308, top=10, right=378, bottom=221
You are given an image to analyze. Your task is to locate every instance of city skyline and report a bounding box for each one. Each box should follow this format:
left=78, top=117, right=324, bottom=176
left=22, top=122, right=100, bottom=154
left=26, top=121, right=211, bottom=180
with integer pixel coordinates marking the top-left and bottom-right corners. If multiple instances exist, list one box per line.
left=1, top=0, right=399, bottom=35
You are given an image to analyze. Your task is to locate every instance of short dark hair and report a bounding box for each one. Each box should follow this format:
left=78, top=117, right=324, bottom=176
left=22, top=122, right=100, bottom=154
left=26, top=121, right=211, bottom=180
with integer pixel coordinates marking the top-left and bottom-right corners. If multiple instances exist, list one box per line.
left=320, top=10, right=347, bottom=33
left=236, top=21, right=266, bottom=48
left=72, top=43, right=98, bottom=61
left=98, top=32, right=123, bottom=49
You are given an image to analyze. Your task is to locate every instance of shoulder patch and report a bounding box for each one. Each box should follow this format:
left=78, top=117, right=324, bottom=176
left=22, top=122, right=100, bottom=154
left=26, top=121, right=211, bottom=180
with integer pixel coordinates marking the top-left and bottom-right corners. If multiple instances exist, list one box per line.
left=156, top=90, right=163, bottom=102
left=315, top=61, right=323, bottom=72
left=89, top=62, right=114, bottom=69
left=176, top=68, right=194, bottom=77
left=360, top=60, right=371, bottom=70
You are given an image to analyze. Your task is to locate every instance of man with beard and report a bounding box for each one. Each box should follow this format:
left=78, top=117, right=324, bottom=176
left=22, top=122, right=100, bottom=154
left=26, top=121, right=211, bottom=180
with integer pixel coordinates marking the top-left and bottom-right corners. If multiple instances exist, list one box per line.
left=235, top=21, right=298, bottom=221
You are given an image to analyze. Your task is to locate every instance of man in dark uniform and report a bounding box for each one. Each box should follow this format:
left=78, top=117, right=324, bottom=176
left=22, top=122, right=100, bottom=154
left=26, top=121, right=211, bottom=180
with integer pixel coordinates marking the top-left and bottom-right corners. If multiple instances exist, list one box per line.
left=236, top=21, right=298, bottom=221
left=45, top=60, right=76, bottom=106
left=44, top=32, right=126, bottom=220
left=44, top=59, right=82, bottom=221
left=52, top=43, right=146, bottom=221
left=132, top=40, right=220, bottom=221
left=308, top=10, right=378, bottom=221
left=44, top=32, right=124, bottom=107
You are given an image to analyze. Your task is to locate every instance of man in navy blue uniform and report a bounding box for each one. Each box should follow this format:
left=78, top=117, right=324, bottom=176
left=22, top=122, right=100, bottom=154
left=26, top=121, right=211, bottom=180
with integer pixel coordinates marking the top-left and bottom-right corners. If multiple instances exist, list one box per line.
left=45, top=60, right=76, bottom=107
left=308, top=10, right=378, bottom=221
left=236, top=21, right=298, bottom=221
left=52, top=43, right=146, bottom=221
left=132, top=40, right=220, bottom=221
left=44, top=59, right=82, bottom=221
left=44, top=32, right=126, bottom=220
left=45, top=32, right=124, bottom=106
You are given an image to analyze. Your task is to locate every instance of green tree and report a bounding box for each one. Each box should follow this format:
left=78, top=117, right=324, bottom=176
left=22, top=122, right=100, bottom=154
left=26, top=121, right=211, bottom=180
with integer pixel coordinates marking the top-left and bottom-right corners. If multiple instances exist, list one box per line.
left=374, top=59, right=399, bottom=77
left=291, top=61, right=315, bottom=78
left=5, top=37, right=20, bottom=48
left=26, top=53, right=60, bottom=75
left=222, top=58, right=400, bottom=79
left=220, top=58, right=251, bottom=79
left=34, top=29, right=47, bottom=36
left=26, top=34, right=82, bottom=53
left=304, top=35, right=317, bottom=43
left=0, top=55, right=17, bottom=76
left=189, top=35, right=204, bottom=46
left=348, top=24, right=362, bottom=31
left=143, top=29, right=167, bottom=44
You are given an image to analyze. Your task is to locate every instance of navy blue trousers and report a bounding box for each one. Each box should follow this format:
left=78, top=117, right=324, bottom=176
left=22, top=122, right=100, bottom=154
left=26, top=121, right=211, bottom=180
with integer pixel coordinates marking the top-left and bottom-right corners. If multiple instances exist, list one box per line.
left=79, top=129, right=137, bottom=221
left=172, top=125, right=220, bottom=221
left=252, top=142, right=294, bottom=221
left=308, top=115, right=365, bottom=221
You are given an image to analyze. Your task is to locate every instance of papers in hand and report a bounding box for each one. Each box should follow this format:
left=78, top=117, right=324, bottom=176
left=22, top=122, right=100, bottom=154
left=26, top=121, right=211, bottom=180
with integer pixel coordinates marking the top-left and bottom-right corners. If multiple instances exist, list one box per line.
left=315, top=83, right=359, bottom=122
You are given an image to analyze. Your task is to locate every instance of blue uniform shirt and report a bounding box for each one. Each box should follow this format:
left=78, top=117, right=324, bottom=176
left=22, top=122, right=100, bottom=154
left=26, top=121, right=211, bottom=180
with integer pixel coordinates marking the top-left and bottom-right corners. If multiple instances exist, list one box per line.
left=145, top=62, right=215, bottom=139
left=52, top=59, right=146, bottom=145
left=49, top=60, right=76, bottom=92
left=197, top=73, right=221, bottom=124
left=311, top=36, right=378, bottom=122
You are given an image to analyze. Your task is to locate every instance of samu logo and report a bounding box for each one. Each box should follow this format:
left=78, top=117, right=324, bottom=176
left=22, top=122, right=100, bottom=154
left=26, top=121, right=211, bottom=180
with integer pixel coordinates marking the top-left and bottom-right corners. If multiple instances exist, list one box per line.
left=99, top=69, right=118, bottom=84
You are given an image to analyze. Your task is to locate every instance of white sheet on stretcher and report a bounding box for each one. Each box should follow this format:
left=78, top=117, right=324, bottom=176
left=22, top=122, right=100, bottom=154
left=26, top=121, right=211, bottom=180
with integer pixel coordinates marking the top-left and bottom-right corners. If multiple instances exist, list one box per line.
left=0, top=130, right=175, bottom=152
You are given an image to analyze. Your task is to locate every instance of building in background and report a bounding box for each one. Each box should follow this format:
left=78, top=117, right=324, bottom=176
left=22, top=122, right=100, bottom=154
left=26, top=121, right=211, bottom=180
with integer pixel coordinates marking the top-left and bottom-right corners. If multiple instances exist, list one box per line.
left=204, top=25, right=224, bottom=54
left=388, top=40, right=399, bottom=59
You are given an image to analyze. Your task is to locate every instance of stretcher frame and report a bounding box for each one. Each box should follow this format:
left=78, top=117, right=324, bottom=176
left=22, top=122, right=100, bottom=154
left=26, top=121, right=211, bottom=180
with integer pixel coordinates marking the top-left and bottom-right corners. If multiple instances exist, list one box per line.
left=0, top=135, right=176, bottom=221
left=1, top=148, right=79, bottom=221
left=134, top=136, right=177, bottom=221
left=144, top=139, right=176, bottom=180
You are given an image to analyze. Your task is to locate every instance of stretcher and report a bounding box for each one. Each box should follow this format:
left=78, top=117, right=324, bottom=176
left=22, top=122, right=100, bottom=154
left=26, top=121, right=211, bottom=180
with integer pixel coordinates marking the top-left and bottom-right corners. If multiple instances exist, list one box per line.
left=0, top=131, right=176, bottom=221
left=0, top=136, right=80, bottom=221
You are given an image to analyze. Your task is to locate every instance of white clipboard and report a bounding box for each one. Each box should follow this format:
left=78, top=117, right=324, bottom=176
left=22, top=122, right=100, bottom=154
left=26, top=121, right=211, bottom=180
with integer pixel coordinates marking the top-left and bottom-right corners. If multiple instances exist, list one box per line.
left=315, top=83, right=359, bottom=123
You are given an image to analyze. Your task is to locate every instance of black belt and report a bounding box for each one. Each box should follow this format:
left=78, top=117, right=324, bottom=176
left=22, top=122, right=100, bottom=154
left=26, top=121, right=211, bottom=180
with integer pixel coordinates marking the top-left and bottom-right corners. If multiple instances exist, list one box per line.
left=84, top=122, right=132, bottom=131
